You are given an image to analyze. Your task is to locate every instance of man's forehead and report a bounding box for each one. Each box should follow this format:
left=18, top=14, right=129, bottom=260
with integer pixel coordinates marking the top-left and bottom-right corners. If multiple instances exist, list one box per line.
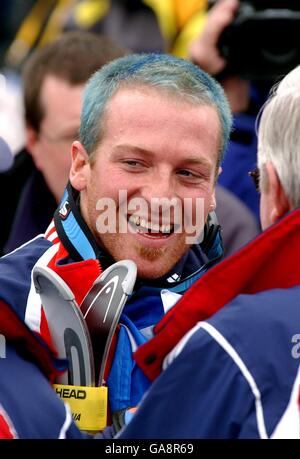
left=103, top=84, right=220, bottom=128
left=99, top=84, right=222, bottom=168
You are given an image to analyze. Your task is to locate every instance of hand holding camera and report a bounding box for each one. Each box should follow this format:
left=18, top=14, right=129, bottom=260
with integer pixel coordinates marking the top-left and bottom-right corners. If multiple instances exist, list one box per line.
left=190, top=0, right=300, bottom=83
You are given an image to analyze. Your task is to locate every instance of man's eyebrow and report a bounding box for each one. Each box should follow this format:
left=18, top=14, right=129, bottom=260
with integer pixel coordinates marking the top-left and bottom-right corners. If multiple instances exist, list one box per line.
left=113, top=144, right=153, bottom=155
left=179, top=156, right=213, bottom=169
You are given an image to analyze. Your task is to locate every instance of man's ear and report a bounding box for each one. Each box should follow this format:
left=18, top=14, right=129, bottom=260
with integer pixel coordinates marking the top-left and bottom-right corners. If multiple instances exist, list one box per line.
left=26, top=126, right=40, bottom=166
left=69, top=141, right=90, bottom=191
left=266, top=161, right=291, bottom=224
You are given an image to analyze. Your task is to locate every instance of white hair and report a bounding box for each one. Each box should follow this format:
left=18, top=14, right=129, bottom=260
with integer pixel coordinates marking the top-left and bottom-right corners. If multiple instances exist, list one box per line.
left=257, top=65, right=300, bottom=207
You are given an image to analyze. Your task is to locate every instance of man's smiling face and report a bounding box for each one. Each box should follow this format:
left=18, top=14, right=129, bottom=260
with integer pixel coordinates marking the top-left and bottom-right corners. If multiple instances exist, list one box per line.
left=70, top=86, right=221, bottom=279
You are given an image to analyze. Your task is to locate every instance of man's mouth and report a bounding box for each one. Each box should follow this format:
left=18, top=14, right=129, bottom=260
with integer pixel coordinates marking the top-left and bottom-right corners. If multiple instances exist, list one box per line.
left=128, top=215, right=174, bottom=236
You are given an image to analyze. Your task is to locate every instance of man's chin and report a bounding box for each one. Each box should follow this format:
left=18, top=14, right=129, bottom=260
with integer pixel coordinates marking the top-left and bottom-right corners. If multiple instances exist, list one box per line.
left=134, top=254, right=177, bottom=280
left=132, top=246, right=168, bottom=278
left=136, top=245, right=166, bottom=261
left=97, top=235, right=188, bottom=279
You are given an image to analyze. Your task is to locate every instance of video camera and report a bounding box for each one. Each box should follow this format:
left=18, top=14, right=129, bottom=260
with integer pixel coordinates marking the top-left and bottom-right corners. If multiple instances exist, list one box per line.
left=209, top=1, right=300, bottom=82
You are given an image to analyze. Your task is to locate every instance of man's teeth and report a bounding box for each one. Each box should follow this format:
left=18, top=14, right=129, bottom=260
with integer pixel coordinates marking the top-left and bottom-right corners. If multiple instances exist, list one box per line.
left=129, top=215, right=172, bottom=233
left=160, top=224, right=171, bottom=234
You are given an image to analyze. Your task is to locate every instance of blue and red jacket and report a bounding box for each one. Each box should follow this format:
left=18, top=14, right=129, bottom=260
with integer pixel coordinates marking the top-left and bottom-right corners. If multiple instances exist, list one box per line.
left=120, top=208, right=300, bottom=438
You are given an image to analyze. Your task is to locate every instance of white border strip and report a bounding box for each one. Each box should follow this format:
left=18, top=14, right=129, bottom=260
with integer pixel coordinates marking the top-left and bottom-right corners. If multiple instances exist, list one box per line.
left=47, top=231, right=58, bottom=242
left=59, top=403, right=73, bottom=439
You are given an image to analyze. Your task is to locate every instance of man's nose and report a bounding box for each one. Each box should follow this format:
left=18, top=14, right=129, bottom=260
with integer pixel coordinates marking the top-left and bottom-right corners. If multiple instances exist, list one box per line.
left=140, top=170, right=176, bottom=202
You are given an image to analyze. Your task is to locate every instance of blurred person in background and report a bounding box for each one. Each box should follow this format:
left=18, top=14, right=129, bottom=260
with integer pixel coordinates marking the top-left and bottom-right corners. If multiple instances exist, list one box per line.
left=0, top=30, right=128, bottom=256
left=0, top=1, right=77, bottom=155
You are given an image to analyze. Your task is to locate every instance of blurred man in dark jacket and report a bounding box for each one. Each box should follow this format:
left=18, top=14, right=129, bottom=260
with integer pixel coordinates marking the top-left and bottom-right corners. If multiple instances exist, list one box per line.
left=0, top=31, right=127, bottom=255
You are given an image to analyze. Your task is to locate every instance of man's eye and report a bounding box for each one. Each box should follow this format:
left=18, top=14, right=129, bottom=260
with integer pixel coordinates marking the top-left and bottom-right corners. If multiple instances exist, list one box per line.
left=124, top=160, right=140, bottom=167
left=122, top=160, right=146, bottom=169
left=177, top=169, right=199, bottom=178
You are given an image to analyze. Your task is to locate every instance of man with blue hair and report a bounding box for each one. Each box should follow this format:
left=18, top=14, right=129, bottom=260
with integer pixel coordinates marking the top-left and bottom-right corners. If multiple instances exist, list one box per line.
left=0, top=53, right=232, bottom=436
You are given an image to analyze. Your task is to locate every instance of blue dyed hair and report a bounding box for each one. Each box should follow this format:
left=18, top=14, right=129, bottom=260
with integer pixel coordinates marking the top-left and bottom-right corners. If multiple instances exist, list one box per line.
left=80, top=53, right=232, bottom=167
